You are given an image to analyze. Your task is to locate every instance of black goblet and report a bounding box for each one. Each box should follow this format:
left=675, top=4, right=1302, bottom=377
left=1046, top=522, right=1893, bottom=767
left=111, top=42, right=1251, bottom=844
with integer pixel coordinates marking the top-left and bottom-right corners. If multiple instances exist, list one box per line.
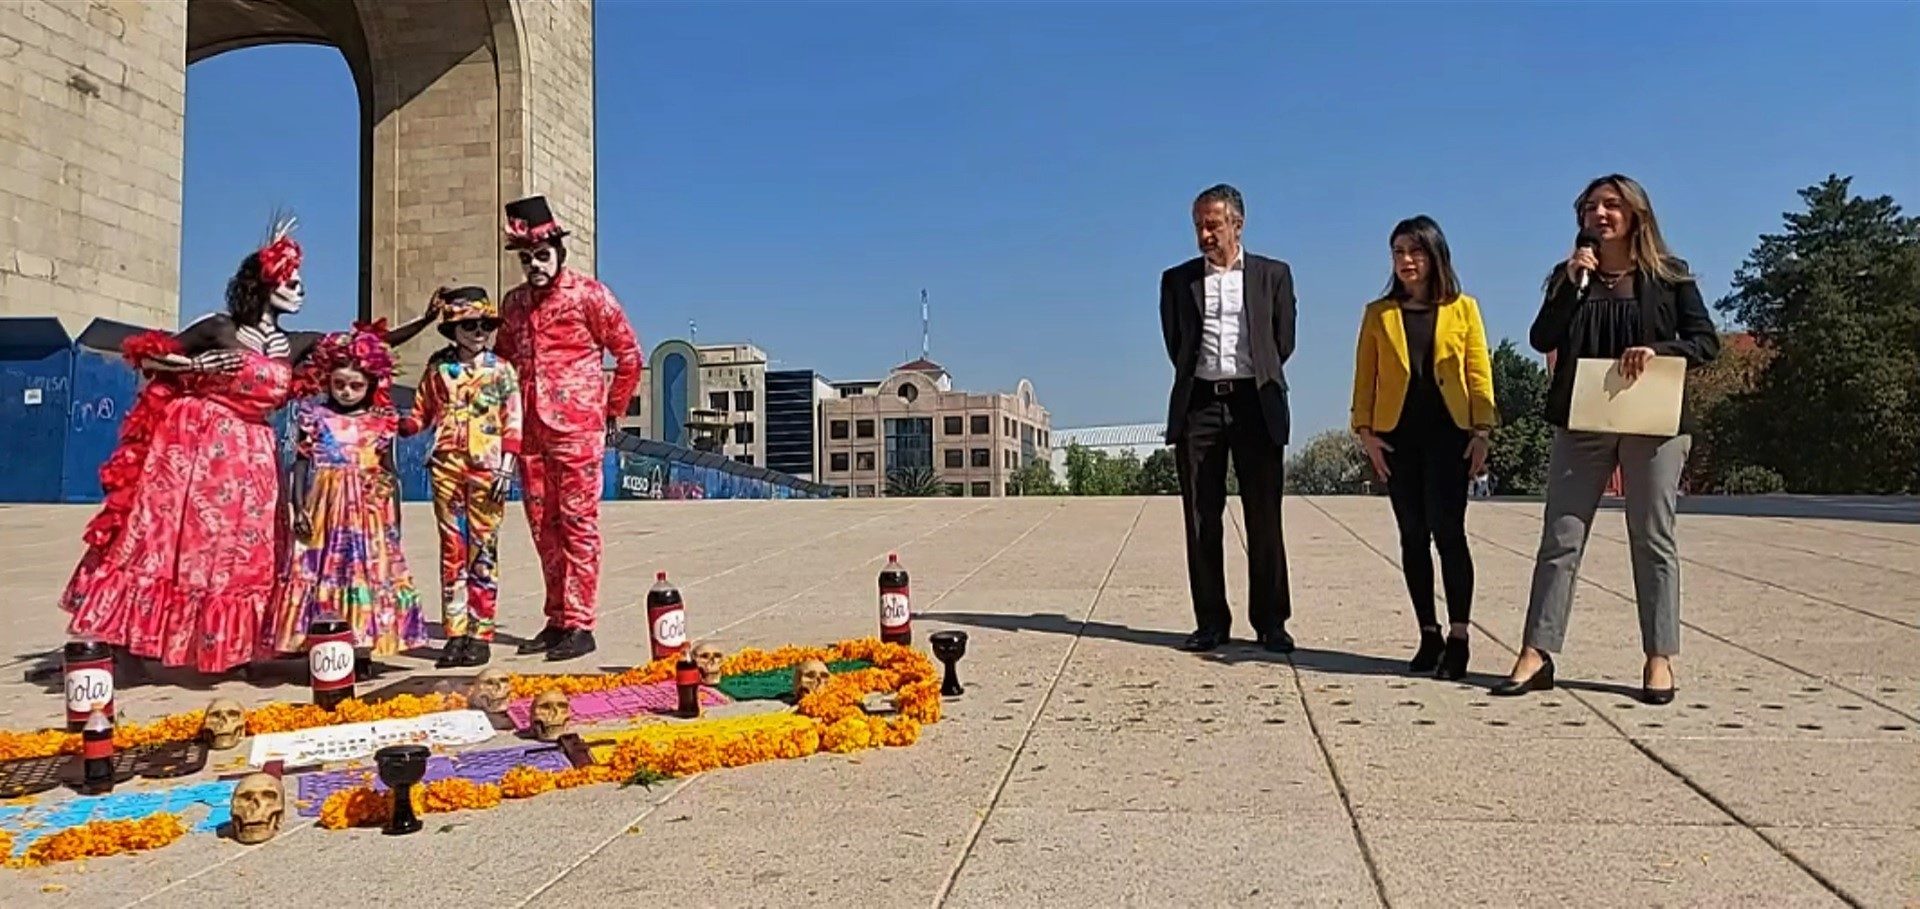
left=929, top=631, right=968, bottom=697
left=374, top=744, right=429, bottom=836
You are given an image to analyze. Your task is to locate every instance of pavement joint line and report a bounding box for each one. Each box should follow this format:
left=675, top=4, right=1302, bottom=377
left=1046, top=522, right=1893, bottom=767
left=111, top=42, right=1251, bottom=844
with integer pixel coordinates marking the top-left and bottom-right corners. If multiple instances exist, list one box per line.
left=693, top=501, right=1003, bottom=641
left=1756, top=515, right=1920, bottom=551
left=596, top=501, right=928, bottom=623
left=513, top=775, right=708, bottom=907
left=1303, top=498, right=1868, bottom=909
left=119, top=815, right=323, bottom=908
left=1281, top=503, right=1393, bottom=909
left=1461, top=522, right=1920, bottom=724
left=930, top=499, right=1142, bottom=909
left=1476, top=508, right=1920, bottom=633
left=1687, top=521, right=1920, bottom=582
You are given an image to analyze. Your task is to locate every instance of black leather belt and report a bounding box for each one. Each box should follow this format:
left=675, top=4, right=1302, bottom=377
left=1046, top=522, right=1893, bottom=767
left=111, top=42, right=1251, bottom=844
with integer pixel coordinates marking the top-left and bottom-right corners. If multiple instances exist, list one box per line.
left=1204, top=378, right=1252, bottom=397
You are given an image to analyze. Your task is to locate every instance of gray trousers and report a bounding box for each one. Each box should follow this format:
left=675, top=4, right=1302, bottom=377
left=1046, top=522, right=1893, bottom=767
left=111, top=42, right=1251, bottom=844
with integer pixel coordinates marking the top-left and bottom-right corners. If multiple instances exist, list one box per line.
left=1522, top=429, right=1691, bottom=656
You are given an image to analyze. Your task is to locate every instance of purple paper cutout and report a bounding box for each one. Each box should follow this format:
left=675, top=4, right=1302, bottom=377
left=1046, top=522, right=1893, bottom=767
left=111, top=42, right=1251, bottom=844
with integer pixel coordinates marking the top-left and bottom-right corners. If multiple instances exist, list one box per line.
left=504, top=681, right=730, bottom=731
left=294, top=743, right=572, bottom=816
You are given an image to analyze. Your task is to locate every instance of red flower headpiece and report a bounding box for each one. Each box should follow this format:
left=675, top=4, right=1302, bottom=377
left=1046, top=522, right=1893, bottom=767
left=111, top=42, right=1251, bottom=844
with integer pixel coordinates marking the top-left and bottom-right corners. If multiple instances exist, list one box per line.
left=503, top=217, right=564, bottom=249
left=257, top=235, right=302, bottom=289
left=302, top=329, right=396, bottom=410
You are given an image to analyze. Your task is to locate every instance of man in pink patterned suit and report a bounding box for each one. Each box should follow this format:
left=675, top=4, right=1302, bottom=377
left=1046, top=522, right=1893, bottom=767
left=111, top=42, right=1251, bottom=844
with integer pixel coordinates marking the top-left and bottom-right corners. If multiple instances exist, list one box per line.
left=495, top=195, right=642, bottom=662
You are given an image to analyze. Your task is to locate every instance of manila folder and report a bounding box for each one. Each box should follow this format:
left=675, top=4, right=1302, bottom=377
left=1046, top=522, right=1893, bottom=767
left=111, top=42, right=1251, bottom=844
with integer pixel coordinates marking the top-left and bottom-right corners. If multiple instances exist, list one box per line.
left=1567, top=356, right=1685, bottom=436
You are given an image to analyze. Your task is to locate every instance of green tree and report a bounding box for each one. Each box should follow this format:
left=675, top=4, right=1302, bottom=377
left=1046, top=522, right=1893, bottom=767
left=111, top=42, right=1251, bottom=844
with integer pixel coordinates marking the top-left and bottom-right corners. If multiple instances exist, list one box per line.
left=1284, top=429, right=1371, bottom=494
left=1063, top=443, right=1146, bottom=495
left=1716, top=175, right=1920, bottom=493
left=1008, top=458, right=1062, bottom=496
left=1134, top=448, right=1180, bottom=495
left=885, top=466, right=945, bottom=498
left=1488, top=339, right=1552, bottom=495
left=1685, top=334, right=1774, bottom=492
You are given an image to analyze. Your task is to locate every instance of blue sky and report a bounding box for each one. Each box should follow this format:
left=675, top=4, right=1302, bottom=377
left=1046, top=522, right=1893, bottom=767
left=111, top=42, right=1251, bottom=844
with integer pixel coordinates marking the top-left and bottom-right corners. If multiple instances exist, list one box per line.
left=181, top=0, right=1918, bottom=442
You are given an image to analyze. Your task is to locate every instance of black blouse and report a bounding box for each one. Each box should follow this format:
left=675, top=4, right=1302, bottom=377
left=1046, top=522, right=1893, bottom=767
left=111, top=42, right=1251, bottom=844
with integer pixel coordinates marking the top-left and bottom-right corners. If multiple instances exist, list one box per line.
left=1530, top=260, right=1720, bottom=432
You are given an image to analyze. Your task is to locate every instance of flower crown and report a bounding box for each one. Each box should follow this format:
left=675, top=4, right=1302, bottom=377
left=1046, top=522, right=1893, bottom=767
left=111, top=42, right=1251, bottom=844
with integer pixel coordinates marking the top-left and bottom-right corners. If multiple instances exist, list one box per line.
left=257, top=216, right=302, bottom=288
left=303, top=328, right=396, bottom=409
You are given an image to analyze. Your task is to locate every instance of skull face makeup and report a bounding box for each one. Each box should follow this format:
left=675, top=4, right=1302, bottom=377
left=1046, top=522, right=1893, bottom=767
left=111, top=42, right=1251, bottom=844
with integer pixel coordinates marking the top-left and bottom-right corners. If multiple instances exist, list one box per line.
left=531, top=689, right=571, bottom=741
left=517, top=244, right=560, bottom=288
left=269, top=267, right=304, bottom=314
left=230, top=773, right=285, bottom=844
left=692, top=642, right=725, bottom=685
left=201, top=698, right=247, bottom=751
left=793, top=659, right=831, bottom=699
left=466, top=668, right=512, bottom=714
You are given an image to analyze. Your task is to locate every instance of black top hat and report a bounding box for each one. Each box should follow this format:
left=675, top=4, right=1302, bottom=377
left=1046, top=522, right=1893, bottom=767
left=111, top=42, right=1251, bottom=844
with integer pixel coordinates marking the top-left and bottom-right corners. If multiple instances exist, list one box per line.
left=503, top=195, right=570, bottom=249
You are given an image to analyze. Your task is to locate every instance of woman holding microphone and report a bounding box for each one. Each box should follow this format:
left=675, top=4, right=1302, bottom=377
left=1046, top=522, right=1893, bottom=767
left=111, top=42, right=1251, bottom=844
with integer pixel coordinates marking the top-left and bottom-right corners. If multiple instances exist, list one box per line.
left=1494, top=174, right=1719, bottom=704
left=1351, top=215, right=1495, bottom=681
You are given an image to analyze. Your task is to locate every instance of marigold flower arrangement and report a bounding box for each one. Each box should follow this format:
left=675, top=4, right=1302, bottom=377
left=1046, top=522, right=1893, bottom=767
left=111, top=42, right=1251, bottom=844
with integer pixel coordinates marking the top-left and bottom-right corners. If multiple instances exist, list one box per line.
left=3, top=814, right=188, bottom=868
left=315, top=640, right=941, bottom=831
left=7, top=639, right=944, bottom=855
left=0, top=692, right=468, bottom=762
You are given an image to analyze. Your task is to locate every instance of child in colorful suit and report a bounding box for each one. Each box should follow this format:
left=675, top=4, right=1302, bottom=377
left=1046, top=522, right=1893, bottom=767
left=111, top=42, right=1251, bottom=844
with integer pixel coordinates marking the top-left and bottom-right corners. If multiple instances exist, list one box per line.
left=402, top=287, right=523, bottom=668
left=270, top=329, right=426, bottom=669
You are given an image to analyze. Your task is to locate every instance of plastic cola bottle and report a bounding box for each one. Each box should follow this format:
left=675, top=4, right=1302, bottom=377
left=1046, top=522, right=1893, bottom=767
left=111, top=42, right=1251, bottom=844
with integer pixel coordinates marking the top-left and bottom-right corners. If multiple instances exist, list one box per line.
left=647, top=572, right=688, bottom=661
left=879, top=553, right=911, bottom=645
left=63, top=638, right=114, bottom=732
left=307, top=610, right=357, bottom=710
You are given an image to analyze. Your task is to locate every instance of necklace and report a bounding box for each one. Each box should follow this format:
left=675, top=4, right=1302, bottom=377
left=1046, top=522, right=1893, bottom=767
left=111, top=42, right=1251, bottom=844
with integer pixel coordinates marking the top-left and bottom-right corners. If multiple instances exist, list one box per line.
left=1594, top=269, right=1632, bottom=290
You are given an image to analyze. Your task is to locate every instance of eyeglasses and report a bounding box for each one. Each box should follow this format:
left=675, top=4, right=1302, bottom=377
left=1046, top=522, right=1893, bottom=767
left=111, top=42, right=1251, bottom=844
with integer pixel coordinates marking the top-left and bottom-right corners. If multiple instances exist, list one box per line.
left=452, top=319, right=499, bottom=333
left=516, top=248, right=556, bottom=265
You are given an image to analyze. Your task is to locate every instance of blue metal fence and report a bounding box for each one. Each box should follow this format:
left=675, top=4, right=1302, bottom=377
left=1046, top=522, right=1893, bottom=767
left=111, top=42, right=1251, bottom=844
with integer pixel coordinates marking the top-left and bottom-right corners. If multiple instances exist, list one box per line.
left=0, top=318, right=832, bottom=504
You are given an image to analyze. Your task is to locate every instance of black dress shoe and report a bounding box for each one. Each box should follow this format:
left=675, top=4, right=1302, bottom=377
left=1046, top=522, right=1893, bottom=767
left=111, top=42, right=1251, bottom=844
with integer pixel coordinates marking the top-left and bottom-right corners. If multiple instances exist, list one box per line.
left=546, top=629, right=597, bottom=662
left=1180, top=630, right=1228, bottom=652
left=1257, top=629, right=1295, bottom=654
left=1490, top=653, right=1553, bottom=696
left=456, top=639, right=492, bottom=668
left=1436, top=636, right=1470, bottom=681
left=435, top=636, right=471, bottom=669
left=1640, top=686, right=1676, bottom=705
left=1410, top=627, right=1445, bottom=673
left=516, top=626, right=565, bottom=655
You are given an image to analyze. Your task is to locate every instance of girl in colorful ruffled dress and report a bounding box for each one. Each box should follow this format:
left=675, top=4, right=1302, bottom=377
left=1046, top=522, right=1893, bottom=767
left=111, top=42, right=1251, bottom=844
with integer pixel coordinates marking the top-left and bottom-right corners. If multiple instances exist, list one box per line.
left=267, top=329, right=426, bottom=671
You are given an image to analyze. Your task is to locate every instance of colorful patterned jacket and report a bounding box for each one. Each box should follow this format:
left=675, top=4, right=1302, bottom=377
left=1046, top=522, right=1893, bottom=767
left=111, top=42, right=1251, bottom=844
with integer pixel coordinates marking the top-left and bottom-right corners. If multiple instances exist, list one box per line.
left=401, top=348, right=523, bottom=473
left=495, top=269, right=642, bottom=435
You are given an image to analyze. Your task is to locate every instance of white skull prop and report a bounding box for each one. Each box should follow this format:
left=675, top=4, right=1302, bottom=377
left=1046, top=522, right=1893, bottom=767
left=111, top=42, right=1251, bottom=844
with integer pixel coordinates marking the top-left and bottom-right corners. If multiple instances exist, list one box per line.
left=531, top=689, right=571, bottom=741
left=692, top=642, right=726, bottom=685
left=230, top=773, right=284, bottom=845
left=467, top=668, right=512, bottom=714
left=202, top=698, right=247, bottom=751
left=793, top=659, right=831, bottom=700
left=269, top=268, right=304, bottom=314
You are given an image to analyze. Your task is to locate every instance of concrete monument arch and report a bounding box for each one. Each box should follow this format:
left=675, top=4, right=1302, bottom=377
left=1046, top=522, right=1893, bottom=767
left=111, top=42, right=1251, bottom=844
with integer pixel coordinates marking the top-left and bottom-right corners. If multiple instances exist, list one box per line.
left=0, top=0, right=596, bottom=373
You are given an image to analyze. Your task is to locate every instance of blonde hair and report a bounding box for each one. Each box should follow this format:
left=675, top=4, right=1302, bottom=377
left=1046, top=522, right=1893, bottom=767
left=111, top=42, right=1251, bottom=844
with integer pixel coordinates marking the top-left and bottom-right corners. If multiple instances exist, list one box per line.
left=1574, top=174, right=1692, bottom=285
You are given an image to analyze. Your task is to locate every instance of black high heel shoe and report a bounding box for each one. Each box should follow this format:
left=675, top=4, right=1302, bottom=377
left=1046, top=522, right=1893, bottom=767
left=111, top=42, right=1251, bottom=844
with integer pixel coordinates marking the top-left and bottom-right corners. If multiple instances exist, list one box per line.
left=1436, top=636, right=1470, bottom=681
left=1490, top=653, right=1553, bottom=696
left=1641, top=662, right=1676, bottom=705
left=1410, top=627, right=1445, bottom=673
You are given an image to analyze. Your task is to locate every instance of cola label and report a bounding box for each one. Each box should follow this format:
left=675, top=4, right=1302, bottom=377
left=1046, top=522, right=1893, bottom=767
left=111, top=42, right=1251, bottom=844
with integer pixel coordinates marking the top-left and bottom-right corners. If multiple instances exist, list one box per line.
left=309, top=641, right=355, bottom=688
left=652, top=609, right=687, bottom=649
left=83, top=733, right=114, bottom=760
left=880, top=592, right=911, bottom=629
left=66, top=668, right=113, bottom=716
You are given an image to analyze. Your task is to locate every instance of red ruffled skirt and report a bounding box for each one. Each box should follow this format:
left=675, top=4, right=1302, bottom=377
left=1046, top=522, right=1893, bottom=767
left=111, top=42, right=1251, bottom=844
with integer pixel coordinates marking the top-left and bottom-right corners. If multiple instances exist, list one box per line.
left=62, top=395, right=284, bottom=674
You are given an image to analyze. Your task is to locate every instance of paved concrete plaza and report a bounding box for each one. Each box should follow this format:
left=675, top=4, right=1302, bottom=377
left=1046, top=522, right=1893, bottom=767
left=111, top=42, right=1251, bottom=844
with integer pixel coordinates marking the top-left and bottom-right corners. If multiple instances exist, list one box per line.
left=0, top=497, right=1914, bottom=907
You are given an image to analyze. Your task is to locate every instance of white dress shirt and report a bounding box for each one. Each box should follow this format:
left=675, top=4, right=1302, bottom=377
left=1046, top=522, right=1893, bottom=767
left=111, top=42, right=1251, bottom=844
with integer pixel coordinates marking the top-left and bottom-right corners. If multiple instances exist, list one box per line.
left=1196, top=247, right=1252, bottom=381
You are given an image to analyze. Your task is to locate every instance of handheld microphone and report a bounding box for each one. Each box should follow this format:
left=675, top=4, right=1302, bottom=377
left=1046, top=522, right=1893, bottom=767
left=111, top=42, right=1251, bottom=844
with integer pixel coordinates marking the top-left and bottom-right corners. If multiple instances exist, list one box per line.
left=1574, top=230, right=1601, bottom=292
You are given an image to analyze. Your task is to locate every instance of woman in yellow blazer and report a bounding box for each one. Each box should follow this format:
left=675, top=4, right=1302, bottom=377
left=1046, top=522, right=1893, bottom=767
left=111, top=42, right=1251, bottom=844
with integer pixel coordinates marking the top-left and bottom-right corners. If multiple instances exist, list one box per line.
left=1350, top=215, right=1496, bottom=681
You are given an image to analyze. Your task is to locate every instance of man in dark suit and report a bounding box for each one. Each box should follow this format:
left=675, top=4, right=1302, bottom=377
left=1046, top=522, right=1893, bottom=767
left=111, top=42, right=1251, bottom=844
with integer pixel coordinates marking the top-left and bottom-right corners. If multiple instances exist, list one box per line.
left=1160, top=184, right=1296, bottom=654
